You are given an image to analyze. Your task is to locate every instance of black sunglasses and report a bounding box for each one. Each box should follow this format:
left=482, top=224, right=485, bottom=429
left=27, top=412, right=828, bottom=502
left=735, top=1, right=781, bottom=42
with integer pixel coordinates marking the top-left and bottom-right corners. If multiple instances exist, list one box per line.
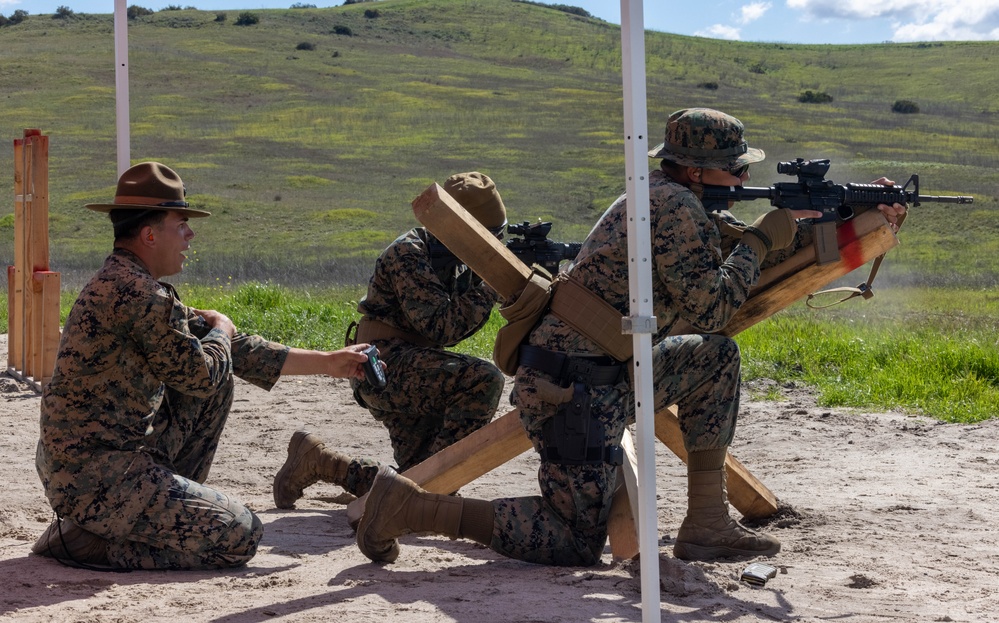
left=728, top=163, right=750, bottom=178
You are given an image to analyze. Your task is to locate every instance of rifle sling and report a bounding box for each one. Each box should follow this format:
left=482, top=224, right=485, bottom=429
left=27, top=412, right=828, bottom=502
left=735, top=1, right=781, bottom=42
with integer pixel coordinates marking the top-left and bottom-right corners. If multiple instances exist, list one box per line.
left=806, top=210, right=905, bottom=309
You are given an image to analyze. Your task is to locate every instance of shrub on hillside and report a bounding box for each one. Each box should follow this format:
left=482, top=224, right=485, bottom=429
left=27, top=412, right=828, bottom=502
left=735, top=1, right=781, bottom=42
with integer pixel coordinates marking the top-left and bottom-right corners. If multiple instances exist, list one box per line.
left=291, top=3, right=317, bottom=7
left=799, top=90, right=833, bottom=103
left=127, top=5, right=154, bottom=18
left=296, top=41, right=315, bottom=51
left=332, top=24, right=353, bottom=36
left=892, top=99, right=920, bottom=114
left=364, top=9, right=380, bottom=18
left=235, top=11, right=259, bottom=25
left=1, top=9, right=28, bottom=26
left=53, top=6, right=75, bottom=19
left=697, top=81, right=719, bottom=90
left=214, top=12, right=226, bottom=22
left=513, top=1, right=592, bottom=18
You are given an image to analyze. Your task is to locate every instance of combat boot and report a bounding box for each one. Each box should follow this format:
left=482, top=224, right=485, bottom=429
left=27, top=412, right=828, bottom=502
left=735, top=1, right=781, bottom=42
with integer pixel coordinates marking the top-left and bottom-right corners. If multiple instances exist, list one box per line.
left=31, top=518, right=110, bottom=567
left=356, top=466, right=465, bottom=563
left=673, top=467, right=781, bottom=561
left=273, top=430, right=351, bottom=509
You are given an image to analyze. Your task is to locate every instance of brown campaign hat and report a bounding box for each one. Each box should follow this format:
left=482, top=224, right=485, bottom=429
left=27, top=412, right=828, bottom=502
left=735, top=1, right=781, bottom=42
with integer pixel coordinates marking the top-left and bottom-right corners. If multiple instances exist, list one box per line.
left=86, top=161, right=210, bottom=217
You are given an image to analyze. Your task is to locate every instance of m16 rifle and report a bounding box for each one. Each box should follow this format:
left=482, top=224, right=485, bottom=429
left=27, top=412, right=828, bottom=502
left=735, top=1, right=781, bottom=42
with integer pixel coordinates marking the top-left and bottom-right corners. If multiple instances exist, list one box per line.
left=505, top=221, right=582, bottom=277
left=699, top=158, right=974, bottom=264
left=428, top=221, right=581, bottom=277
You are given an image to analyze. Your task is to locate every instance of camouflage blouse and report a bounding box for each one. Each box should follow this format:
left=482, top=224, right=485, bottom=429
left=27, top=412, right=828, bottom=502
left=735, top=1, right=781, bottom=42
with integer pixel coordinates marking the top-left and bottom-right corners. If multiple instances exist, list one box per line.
left=528, top=168, right=762, bottom=354
left=357, top=228, right=498, bottom=348
left=36, top=248, right=288, bottom=538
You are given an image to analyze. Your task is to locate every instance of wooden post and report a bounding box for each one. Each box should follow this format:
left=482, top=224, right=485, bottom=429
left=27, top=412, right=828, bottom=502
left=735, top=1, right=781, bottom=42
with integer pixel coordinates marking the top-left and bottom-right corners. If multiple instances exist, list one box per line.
left=7, top=129, right=61, bottom=392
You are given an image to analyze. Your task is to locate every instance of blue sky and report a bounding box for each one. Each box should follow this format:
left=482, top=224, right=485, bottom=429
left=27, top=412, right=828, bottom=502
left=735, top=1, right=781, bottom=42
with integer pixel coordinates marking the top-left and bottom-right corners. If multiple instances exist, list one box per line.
left=9, top=0, right=999, bottom=44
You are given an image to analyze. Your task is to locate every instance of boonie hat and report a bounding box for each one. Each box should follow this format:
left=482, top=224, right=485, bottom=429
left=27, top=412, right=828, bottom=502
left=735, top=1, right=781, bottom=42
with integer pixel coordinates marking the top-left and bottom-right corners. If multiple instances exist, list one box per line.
left=648, top=108, right=765, bottom=170
left=86, top=161, right=210, bottom=217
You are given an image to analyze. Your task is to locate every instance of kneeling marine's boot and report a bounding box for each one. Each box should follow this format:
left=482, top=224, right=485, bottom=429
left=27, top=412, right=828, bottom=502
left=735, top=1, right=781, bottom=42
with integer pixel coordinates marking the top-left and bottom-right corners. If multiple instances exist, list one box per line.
left=673, top=451, right=781, bottom=561
left=357, top=466, right=493, bottom=563
left=273, top=430, right=351, bottom=509
left=32, top=518, right=110, bottom=567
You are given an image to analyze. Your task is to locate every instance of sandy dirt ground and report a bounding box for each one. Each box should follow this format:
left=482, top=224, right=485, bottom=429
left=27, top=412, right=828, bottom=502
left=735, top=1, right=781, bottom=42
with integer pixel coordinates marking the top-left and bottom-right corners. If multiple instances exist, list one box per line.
left=2, top=332, right=998, bottom=623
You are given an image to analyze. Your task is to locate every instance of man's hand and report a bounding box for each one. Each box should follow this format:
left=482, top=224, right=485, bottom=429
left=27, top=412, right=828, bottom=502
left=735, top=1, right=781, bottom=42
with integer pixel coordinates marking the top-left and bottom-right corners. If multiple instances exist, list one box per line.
left=193, top=309, right=236, bottom=339
left=280, top=344, right=386, bottom=380
left=871, top=177, right=907, bottom=231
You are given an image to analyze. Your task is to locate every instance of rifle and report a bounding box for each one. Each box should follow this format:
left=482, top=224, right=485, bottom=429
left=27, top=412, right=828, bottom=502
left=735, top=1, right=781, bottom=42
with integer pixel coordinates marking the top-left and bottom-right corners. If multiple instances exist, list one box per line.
left=505, top=221, right=582, bottom=276
left=429, top=221, right=581, bottom=277
left=699, top=158, right=974, bottom=264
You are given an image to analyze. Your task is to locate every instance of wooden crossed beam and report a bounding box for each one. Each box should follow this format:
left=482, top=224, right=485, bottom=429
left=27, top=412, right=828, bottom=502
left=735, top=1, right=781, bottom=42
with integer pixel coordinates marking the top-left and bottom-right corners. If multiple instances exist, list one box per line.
left=348, top=184, right=898, bottom=559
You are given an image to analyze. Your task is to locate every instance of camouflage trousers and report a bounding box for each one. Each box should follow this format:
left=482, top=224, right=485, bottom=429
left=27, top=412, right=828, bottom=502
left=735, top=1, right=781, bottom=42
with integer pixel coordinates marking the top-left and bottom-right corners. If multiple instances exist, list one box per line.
left=491, top=333, right=741, bottom=566
left=353, top=342, right=504, bottom=473
left=105, top=379, right=262, bottom=570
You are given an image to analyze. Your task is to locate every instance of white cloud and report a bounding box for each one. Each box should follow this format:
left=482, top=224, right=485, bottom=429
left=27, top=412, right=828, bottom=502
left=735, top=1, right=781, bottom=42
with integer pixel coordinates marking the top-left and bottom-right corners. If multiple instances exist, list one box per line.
left=741, top=2, right=773, bottom=24
left=784, top=0, right=999, bottom=40
left=696, top=24, right=743, bottom=40
left=695, top=3, right=770, bottom=40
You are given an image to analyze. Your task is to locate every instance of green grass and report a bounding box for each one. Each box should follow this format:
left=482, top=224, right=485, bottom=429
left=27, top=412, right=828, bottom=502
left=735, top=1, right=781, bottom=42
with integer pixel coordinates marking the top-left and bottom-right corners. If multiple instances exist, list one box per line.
left=8, top=281, right=992, bottom=423
left=736, top=287, right=999, bottom=423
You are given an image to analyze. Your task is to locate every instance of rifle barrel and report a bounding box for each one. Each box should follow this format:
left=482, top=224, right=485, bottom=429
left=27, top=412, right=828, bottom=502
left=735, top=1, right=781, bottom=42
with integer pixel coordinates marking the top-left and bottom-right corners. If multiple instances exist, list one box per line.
left=916, top=194, right=974, bottom=204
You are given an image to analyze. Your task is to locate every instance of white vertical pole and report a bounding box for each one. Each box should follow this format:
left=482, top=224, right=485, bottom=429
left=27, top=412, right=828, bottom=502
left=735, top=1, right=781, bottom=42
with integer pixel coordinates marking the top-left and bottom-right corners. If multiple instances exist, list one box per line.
left=619, top=2, right=660, bottom=622
left=114, top=0, right=130, bottom=176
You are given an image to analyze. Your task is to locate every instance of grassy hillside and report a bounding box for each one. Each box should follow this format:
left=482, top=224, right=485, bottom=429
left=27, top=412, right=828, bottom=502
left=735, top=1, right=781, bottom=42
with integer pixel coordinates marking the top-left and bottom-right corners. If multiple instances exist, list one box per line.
left=1, top=0, right=997, bottom=287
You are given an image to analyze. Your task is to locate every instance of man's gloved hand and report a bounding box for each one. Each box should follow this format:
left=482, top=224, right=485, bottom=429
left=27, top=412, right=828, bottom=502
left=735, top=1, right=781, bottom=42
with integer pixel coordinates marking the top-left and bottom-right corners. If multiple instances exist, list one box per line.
left=741, top=208, right=796, bottom=259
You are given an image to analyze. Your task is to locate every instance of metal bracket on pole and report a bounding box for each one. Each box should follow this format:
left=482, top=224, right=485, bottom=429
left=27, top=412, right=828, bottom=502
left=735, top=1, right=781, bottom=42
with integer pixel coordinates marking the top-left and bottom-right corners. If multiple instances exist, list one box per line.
left=622, top=315, right=657, bottom=334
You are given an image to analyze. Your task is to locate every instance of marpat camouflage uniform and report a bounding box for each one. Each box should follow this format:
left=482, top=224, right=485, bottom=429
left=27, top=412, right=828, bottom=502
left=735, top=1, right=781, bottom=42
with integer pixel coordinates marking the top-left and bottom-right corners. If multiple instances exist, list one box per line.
left=490, top=168, right=796, bottom=565
left=347, top=228, right=504, bottom=487
left=36, top=248, right=289, bottom=570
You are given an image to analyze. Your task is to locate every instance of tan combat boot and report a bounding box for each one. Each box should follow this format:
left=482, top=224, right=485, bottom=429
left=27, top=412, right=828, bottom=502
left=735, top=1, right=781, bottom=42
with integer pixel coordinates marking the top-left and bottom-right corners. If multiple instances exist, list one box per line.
left=31, top=518, right=110, bottom=567
left=273, top=430, right=351, bottom=509
left=673, top=467, right=781, bottom=561
left=356, top=466, right=465, bottom=563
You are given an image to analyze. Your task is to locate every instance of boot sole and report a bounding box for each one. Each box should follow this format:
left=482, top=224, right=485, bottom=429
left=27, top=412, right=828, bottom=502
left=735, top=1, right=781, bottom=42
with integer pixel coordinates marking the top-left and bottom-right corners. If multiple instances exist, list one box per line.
left=273, top=431, right=325, bottom=509
left=673, top=540, right=780, bottom=562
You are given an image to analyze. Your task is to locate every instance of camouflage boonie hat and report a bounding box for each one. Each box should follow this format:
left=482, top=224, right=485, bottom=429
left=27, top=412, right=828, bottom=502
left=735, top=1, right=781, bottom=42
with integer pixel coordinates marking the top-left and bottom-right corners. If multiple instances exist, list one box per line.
left=648, top=108, right=765, bottom=170
left=86, top=161, right=210, bottom=217
left=443, top=171, right=507, bottom=230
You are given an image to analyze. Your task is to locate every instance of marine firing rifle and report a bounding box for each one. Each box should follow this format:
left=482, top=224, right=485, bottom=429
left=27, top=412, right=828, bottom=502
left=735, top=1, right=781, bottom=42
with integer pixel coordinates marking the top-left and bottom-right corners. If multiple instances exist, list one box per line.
left=699, top=158, right=974, bottom=264
left=428, top=221, right=581, bottom=276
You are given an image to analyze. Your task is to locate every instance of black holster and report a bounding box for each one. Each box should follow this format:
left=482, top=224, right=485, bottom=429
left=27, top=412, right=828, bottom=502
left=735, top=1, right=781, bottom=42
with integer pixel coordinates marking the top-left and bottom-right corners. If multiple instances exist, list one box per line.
left=521, top=345, right=624, bottom=467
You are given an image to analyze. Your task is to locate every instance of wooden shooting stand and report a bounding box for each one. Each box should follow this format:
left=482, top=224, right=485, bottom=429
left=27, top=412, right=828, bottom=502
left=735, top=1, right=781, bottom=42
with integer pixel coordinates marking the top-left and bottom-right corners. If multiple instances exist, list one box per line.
left=349, top=184, right=898, bottom=560
left=6, top=129, right=61, bottom=392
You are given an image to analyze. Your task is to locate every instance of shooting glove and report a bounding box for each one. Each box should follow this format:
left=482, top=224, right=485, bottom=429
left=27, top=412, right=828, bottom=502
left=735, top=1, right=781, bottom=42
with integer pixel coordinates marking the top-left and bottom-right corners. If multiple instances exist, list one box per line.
left=741, top=208, right=796, bottom=259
